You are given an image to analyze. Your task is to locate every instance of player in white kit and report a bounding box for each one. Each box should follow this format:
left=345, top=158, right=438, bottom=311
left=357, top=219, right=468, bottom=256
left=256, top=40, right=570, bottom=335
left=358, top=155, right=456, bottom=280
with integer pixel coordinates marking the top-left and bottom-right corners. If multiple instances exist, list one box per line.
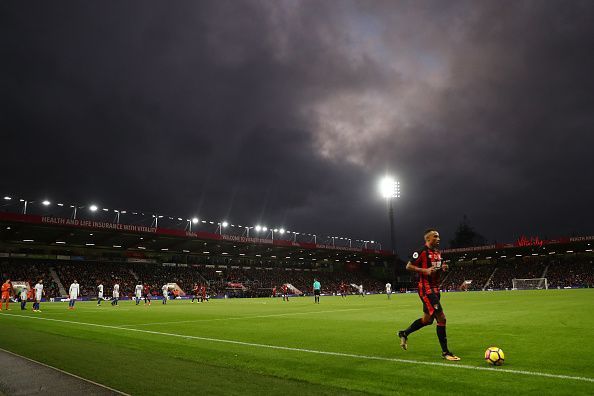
left=135, top=283, right=143, bottom=305
left=68, top=280, right=80, bottom=310
left=111, top=282, right=120, bottom=306
left=386, top=282, right=392, bottom=299
left=33, top=280, right=44, bottom=312
left=20, top=286, right=28, bottom=310
left=162, top=284, right=168, bottom=304
left=97, top=283, right=104, bottom=306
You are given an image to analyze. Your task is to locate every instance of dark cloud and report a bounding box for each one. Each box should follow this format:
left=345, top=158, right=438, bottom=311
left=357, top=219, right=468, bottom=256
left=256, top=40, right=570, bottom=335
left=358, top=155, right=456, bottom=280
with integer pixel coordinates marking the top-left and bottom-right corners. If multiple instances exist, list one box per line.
left=1, top=1, right=593, bottom=254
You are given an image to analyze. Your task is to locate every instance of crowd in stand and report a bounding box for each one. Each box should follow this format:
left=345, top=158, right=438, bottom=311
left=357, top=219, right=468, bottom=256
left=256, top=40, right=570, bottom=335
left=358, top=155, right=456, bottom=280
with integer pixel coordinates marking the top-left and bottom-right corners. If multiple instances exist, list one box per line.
left=546, top=257, right=594, bottom=288
left=1, top=254, right=592, bottom=299
left=487, top=259, right=548, bottom=289
left=54, top=262, right=136, bottom=297
left=131, top=264, right=206, bottom=296
left=0, top=259, right=385, bottom=298
left=441, top=255, right=593, bottom=290
left=442, top=263, right=494, bottom=291
left=0, top=260, right=60, bottom=297
left=198, top=266, right=385, bottom=296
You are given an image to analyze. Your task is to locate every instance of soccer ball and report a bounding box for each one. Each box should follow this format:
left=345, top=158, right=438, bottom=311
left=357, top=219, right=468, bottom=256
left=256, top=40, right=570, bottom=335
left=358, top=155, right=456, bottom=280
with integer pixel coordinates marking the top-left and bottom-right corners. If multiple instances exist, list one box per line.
left=485, top=347, right=505, bottom=366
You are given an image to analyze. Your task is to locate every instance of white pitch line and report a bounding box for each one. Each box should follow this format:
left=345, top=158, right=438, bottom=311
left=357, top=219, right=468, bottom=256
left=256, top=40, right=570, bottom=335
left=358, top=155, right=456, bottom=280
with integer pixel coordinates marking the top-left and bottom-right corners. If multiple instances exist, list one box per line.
left=2, top=313, right=593, bottom=384
left=120, top=307, right=367, bottom=327
left=0, top=346, right=131, bottom=395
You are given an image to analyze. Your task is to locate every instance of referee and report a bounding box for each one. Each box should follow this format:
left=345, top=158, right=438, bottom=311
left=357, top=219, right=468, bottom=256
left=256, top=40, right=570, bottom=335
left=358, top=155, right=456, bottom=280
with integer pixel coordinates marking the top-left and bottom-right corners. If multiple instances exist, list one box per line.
left=313, top=278, right=321, bottom=304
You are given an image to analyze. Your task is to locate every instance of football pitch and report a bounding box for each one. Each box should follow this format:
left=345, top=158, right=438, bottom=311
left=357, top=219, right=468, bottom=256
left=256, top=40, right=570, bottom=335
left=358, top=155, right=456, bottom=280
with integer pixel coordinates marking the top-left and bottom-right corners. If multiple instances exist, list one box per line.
left=1, top=290, right=593, bottom=395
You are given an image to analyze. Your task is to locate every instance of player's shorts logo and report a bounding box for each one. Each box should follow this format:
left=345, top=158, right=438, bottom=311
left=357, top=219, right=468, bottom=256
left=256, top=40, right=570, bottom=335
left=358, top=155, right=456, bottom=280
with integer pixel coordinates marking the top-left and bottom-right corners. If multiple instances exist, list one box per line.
left=413, top=252, right=419, bottom=259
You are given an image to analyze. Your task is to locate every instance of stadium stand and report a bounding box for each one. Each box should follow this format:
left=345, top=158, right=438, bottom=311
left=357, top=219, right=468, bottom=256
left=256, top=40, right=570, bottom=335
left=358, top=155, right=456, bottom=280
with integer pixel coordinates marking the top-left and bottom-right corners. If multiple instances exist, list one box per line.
left=440, top=255, right=593, bottom=291
left=1, top=208, right=592, bottom=297
left=54, top=262, right=137, bottom=297
left=0, top=258, right=385, bottom=298
left=0, top=260, right=61, bottom=297
left=2, top=253, right=591, bottom=300
left=546, top=256, right=594, bottom=288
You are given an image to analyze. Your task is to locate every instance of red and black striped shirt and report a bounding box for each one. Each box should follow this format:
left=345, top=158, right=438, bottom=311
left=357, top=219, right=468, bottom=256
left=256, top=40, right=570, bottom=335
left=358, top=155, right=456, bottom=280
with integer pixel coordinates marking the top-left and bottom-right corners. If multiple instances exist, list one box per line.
left=409, top=245, right=443, bottom=295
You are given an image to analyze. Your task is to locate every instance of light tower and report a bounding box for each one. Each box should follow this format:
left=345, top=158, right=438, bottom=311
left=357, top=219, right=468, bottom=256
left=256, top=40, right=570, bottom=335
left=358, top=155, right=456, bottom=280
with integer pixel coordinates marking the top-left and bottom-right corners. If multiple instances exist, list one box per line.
left=379, top=176, right=400, bottom=254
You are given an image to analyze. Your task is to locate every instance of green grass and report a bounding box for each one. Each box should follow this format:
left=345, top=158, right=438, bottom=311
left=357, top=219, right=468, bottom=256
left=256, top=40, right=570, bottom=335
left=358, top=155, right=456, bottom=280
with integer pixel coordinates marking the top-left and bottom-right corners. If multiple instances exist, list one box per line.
left=1, top=290, right=594, bottom=395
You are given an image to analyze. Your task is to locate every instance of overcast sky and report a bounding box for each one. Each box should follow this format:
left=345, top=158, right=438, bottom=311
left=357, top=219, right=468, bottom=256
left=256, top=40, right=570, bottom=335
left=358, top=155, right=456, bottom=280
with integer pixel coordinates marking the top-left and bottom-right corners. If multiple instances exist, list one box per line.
left=1, top=1, right=593, bottom=254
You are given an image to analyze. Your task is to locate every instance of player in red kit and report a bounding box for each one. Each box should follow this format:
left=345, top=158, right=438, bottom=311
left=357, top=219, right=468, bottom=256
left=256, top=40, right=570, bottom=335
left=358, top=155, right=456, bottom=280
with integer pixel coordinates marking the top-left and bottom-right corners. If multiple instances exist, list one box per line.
left=282, top=284, right=289, bottom=301
left=191, top=284, right=200, bottom=303
left=339, top=282, right=347, bottom=298
left=201, top=285, right=208, bottom=302
left=1, top=279, right=12, bottom=310
left=143, top=284, right=151, bottom=305
left=397, top=229, right=460, bottom=361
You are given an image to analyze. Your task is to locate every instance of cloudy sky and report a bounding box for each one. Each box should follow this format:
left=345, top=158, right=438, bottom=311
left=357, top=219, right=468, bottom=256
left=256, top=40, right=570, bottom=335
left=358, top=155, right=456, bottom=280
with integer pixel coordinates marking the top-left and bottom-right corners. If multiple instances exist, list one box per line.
left=1, top=0, right=593, bottom=254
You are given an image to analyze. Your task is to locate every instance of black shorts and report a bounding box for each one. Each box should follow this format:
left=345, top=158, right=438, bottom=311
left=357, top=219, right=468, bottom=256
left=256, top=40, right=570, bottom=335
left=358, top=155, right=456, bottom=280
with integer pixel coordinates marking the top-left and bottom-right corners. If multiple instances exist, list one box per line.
left=314, top=290, right=321, bottom=296
left=419, top=292, right=442, bottom=316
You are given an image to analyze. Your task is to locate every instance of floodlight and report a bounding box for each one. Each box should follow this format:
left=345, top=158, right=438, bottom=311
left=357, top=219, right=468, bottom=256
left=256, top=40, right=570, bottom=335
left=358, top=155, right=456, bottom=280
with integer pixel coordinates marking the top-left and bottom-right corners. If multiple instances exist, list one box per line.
left=379, top=176, right=400, bottom=198
left=255, top=225, right=262, bottom=232
left=3, top=196, right=11, bottom=200
left=89, top=205, right=98, bottom=212
left=192, top=217, right=199, bottom=224
left=262, top=226, right=268, bottom=232
left=222, top=221, right=229, bottom=227
left=42, top=200, right=51, bottom=206
left=279, top=228, right=285, bottom=234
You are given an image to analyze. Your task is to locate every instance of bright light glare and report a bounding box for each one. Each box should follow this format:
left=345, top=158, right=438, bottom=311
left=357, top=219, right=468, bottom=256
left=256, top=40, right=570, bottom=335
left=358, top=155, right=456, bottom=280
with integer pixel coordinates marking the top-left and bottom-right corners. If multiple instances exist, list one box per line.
left=192, top=217, right=199, bottom=224
left=222, top=221, right=229, bottom=227
left=262, top=226, right=268, bottom=232
left=89, top=205, right=98, bottom=212
left=3, top=196, right=11, bottom=200
left=42, top=200, right=51, bottom=206
left=255, top=225, right=262, bottom=232
left=279, top=228, right=285, bottom=234
left=379, top=176, right=401, bottom=198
